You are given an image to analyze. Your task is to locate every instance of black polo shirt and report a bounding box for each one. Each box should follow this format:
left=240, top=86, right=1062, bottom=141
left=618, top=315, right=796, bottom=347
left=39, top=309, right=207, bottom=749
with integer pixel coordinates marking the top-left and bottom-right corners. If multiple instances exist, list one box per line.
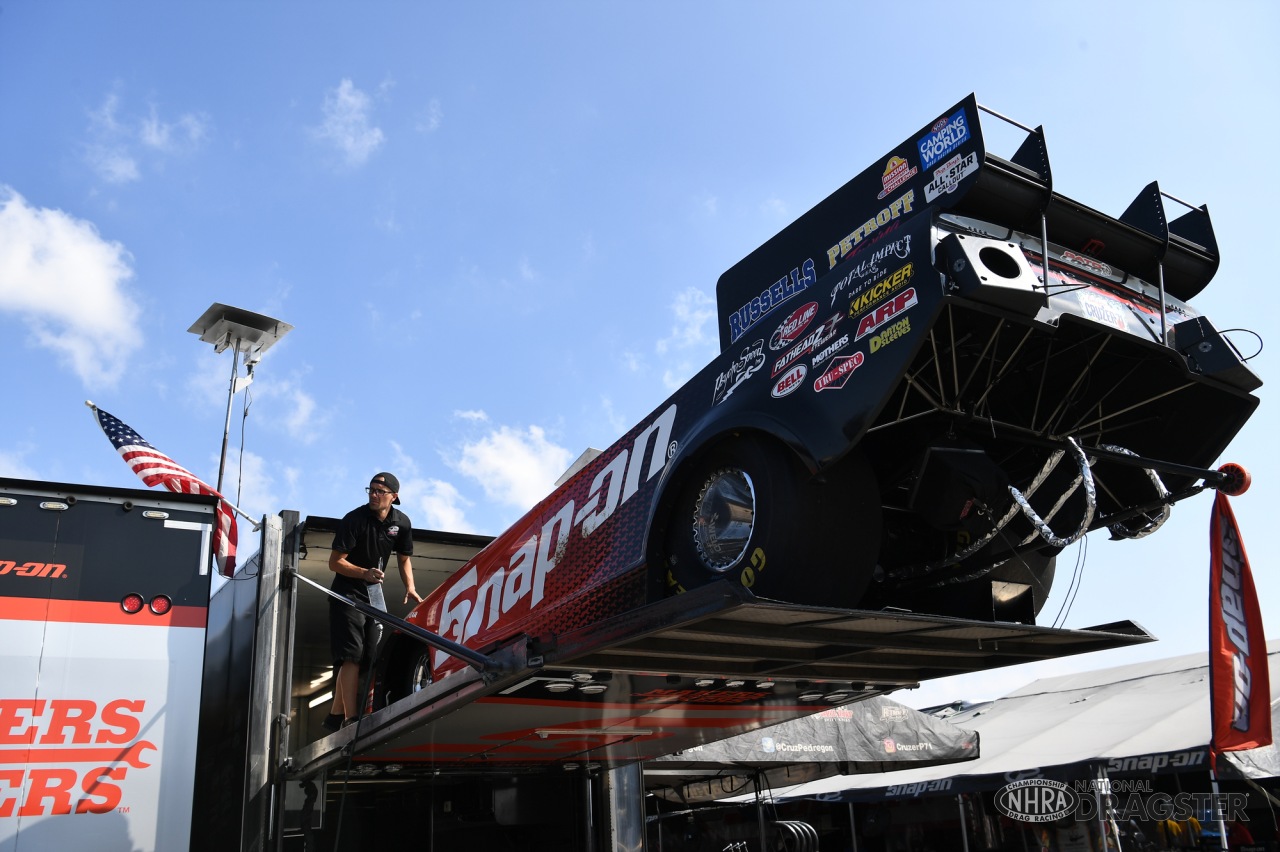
left=330, top=505, right=414, bottom=600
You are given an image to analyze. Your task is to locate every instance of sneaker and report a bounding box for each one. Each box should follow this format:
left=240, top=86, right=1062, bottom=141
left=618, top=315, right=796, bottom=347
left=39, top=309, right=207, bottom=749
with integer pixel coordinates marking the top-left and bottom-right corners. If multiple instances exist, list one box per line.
left=321, top=714, right=343, bottom=733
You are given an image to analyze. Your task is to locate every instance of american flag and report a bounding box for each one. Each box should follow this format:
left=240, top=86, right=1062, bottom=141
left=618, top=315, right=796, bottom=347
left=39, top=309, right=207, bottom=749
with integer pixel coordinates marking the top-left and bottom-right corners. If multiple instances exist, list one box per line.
left=92, top=405, right=238, bottom=576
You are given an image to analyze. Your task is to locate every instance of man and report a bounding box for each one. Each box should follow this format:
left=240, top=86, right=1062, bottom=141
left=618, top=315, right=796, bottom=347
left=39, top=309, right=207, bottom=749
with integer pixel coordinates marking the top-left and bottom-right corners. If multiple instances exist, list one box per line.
left=325, top=472, right=422, bottom=731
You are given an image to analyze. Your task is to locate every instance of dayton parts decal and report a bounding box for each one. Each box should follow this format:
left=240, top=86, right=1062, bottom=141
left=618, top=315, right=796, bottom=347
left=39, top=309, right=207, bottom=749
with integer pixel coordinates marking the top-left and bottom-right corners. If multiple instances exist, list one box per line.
left=0, top=698, right=151, bottom=817
left=714, top=340, right=767, bottom=404
left=813, top=352, right=865, bottom=392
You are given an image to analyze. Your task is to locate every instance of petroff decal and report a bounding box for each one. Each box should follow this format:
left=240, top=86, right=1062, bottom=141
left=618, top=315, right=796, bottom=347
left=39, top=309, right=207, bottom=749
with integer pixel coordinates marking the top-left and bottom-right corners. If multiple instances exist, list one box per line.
left=848, top=262, right=914, bottom=316
left=917, top=107, right=970, bottom=170
left=1062, top=249, right=1113, bottom=278
left=771, top=315, right=842, bottom=377
left=869, top=317, right=911, bottom=352
left=432, top=406, right=677, bottom=668
left=0, top=698, right=151, bottom=817
left=771, top=364, right=807, bottom=399
left=0, top=561, right=67, bottom=578
left=728, top=258, right=818, bottom=343
left=855, top=287, right=918, bottom=341
left=827, top=230, right=912, bottom=307
left=714, top=340, right=766, bottom=404
left=877, top=156, right=918, bottom=199
left=825, top=190, right=916, bottom=269
left=924, top=150, right=978, bottom=202
left=810, top=333, right=849, bottom=368
left=769, top=302, right=819, bottom=351
left=813, top=352, right=865, bottom=392
left=1079, top=291, right=1128, bottom=331
left=995, top=779, right=1080, bottom=823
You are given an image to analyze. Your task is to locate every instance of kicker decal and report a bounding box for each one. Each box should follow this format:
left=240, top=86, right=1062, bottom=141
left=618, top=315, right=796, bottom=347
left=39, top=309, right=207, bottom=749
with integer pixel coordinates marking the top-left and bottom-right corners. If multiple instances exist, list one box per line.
left=848, top=262, right=914, bottom=317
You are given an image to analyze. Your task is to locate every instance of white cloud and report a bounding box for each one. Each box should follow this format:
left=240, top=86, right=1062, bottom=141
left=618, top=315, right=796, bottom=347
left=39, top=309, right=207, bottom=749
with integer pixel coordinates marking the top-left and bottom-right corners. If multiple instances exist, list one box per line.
left=518, top=256, right=539, bottom=282
left=218, top=448, right=278, bottom=522
left=416, top=98, right=443, bottom=133
left=655, top=287, right=717, bottom=389
left=416, top=478, right=477, bottom=534
left=84, top=91, right=209, bottom=182
left=314, top=79, right=385, bottom=167
left=0, top=445, right=39, bottom=480
left=0, top=189, right=142, bottom=387
left=452, top=424, right=573, bottom=511
left=760, top=197, right=789, bottom=219
left=453, top=409, right=489, bottom=423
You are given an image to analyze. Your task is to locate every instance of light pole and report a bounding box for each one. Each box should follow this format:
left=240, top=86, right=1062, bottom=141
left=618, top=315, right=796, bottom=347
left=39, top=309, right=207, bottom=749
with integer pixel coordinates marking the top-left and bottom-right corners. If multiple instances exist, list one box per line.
left=187, top=303, right=293, bottom=493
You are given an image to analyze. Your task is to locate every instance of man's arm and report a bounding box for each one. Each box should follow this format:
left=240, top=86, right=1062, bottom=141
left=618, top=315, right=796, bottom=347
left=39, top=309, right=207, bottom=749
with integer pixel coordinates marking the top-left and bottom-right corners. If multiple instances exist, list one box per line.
left=398, top=553, right=421, bottom=605
left=329, top=550, right=384, bottom=583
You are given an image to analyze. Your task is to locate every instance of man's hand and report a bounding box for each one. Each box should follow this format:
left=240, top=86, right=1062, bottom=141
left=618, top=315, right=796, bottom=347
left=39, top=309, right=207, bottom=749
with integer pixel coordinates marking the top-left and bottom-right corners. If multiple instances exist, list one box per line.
left=403, top=588, right=423, bottom=605
left=365, top=566, right=385, bottom=584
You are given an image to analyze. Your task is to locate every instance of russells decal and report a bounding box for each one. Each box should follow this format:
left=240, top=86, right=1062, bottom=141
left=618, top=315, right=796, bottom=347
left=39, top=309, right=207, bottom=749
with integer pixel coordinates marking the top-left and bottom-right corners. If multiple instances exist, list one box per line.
left=855, top=288, right=918, bottom=341
left=917, top=107, right=970, bottom=170
left=728, top=259, right=819, bottom=343
left=814, top=352, right=865, bottom=392
left=769, top=302, right=819, bottom=351
left=877, top=156, right=918, bottom=199
left=826, top=190, right=916, bottom=270
left=714, top=340, right=767, bottom=405
left=924, top=150, right=978, bottom=202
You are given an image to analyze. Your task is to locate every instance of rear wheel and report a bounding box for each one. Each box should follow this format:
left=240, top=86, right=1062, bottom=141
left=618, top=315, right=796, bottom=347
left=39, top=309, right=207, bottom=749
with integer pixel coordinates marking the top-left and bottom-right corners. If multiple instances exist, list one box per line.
left=659, top=437, right=881, bottom=608
left=378, top=636, right=434, bottom=707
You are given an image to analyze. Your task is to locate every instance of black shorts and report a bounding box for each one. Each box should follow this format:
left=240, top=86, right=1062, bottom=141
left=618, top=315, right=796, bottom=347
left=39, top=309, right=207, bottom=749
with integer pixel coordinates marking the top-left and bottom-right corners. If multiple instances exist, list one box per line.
left=329, top=596, right=383, bottom=668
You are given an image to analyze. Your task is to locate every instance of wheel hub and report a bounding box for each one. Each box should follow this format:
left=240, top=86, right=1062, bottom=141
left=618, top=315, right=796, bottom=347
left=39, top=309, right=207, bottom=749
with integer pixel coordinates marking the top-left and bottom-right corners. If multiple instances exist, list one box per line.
left=691, top=468, right=756, bottom=570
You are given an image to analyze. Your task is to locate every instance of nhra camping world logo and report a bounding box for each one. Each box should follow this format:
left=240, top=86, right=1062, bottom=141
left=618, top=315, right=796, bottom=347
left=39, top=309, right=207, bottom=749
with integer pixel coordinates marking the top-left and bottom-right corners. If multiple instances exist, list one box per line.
left=994, top=778, right=1250, bottom=825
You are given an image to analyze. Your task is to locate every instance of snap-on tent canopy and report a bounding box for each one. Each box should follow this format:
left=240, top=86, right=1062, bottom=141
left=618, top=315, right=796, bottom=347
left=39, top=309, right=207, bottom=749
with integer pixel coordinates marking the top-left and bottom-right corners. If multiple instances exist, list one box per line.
left=744, top=642, right=1279, bottom=804
left=645, top=694, right=980, bottom=803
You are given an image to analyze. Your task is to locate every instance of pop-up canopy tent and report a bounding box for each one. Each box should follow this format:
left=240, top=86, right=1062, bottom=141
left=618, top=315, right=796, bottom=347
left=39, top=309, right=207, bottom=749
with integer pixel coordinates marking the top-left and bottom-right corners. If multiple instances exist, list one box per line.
left=747, top=642, right=1279, bottom=804
left=646, top=694, right=979, bottom=803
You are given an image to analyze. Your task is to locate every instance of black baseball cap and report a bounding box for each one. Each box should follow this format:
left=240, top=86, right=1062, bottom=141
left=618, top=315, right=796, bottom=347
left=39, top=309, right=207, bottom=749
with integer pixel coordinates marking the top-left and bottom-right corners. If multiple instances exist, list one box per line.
left=370, top=472, right=401, bottom=504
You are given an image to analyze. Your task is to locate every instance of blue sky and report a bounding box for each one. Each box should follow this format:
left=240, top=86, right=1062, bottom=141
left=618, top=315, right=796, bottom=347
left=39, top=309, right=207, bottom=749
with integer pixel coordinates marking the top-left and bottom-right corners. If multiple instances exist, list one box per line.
left=2, top=2, right=1277, bottom=708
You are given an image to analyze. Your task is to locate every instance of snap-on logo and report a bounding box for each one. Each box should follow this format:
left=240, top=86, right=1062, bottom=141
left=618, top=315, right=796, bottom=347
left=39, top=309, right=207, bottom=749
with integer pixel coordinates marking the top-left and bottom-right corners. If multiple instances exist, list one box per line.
left=0, top=561, right=67, bottom=579
left=0, top=698, right=152, bottom=817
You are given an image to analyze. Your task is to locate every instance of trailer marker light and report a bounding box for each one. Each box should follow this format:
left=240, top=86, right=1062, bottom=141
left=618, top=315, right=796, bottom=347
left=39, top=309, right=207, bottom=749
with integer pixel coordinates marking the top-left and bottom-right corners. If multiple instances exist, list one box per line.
left=121, top=593, right=145, bottom=614
left=724, top=679, right=746, bottom=688
left=544, top=681, right=575, bottom=693
left=0, top=497, right=16, bottom=507
left=578, top=683, right=608, bottom=694
left=39, top=501, right=70, bottom=511
left=149, top=595, right=173, bottom=615
left=142, top=510, right=170, bottom=520
left=753, top=680, right=776, bottom=690
left=798, top=691, right=824, bottom=702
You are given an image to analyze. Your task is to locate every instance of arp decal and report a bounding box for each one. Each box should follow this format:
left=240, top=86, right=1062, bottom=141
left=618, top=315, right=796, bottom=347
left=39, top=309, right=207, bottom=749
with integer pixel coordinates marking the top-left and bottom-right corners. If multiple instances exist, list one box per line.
left=769, top=302, right=819, bottom=351
left=826, top=190, right=916, bottom=269
left=771, top=364, right=807, bottom=399
left=877, top=156, right=918, bottom=199
left=432, top=405, right=677, bottom=668
left=0, top=698, right=151, bottom=817
left=917, top=107, right=970, bottom=170
left=868, top=317, right=911, bottom=353
left=924, top=151, right=978, bottom=202
left=0, top=561, right=67, bottom=579
left=728, top=258, right=818, bottom=343
left=714, top=340, right=767, bottom=404
left=848, top=262, right=914, bottom=317
left=813, top=352, right=865, bottom=393
left=772, top=315, right=842, bottom=378
left=855, top=287, right=919, bottom=341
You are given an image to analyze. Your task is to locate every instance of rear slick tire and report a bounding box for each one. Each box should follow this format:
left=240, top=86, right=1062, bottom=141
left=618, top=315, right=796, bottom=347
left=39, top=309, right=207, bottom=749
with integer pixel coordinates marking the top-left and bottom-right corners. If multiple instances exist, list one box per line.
left=661, top=438, right=881, bottom=608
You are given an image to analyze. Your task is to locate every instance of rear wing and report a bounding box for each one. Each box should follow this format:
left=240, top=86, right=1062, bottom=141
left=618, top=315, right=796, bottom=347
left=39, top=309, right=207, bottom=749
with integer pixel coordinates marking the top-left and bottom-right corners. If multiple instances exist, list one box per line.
left=716, top=93, right=1220, bottom=351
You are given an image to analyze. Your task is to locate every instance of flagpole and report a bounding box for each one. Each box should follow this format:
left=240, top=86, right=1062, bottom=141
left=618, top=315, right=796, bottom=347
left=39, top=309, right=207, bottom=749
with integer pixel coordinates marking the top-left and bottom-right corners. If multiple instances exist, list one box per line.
left=85, top=400, right=260, bottom=529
